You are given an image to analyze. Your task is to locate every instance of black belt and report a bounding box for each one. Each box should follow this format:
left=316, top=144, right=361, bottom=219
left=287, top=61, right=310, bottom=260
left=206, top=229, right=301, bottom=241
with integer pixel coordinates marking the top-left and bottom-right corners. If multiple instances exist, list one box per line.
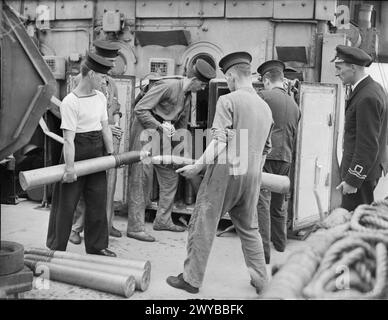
left=152, top=112, right=177, bottom=125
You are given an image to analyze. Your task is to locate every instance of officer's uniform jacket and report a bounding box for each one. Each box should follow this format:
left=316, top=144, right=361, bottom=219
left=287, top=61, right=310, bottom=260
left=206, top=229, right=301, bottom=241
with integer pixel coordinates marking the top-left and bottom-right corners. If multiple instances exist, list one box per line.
left=341, top=75, right=388, bottom=188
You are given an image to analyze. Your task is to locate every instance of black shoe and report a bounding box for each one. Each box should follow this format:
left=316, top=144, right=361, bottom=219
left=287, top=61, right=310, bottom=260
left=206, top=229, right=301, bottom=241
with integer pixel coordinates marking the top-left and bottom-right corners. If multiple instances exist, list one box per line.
left=273, top=246, right=285, bottom=253
left=250, top=266, right=271, bottom=295
left=69, top=231, right=81, bottom=245
left=110, top=226, right=122, bottom=238
left=166, top=273, right=199, bottom=294
left=272, top=264, right=280, bottom=275
left=272, top=240, right=286, bottom=252
left=127, top=231, right=155, bottom=242
left=91, top=248, right=117, bottom=257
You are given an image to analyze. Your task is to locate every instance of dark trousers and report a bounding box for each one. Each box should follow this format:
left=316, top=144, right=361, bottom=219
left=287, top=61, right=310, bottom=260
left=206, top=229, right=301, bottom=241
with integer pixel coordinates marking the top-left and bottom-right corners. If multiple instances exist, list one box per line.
left=257, top=160, right=290, bottom=264
left=46, top=131, right=108, bottom=253
left=341, top=179, right=379, bottom=212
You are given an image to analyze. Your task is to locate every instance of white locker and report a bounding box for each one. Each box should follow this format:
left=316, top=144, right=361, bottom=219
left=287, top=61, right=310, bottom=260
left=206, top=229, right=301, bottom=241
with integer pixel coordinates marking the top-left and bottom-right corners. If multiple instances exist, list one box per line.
left=293, top=83, right=339, bottom=230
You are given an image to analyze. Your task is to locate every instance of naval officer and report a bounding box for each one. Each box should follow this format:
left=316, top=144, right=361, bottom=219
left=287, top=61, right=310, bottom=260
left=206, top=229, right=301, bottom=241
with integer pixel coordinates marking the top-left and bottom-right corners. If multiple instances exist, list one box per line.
left=333, top=45, right=388, bottom=211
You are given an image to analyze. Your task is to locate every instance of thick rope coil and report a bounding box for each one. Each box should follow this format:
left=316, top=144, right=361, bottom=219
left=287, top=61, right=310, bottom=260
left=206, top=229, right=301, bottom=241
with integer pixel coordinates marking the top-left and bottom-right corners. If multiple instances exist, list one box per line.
left=343, top=231, right=388, bottom=244
left=351, top=205, right=388, bottom=234
left=303, top=236, right=387, bottom=299
left=319, top=242, right=387, bottom=299
left=316, top=237, right=374, bottom=274
left=360, top=216, right=388, bottom=230
left=354, top=261, right=374, bottom=286
left=265, top=201, right=388, bottom=299
left=304, top=247, right=366, bottom=298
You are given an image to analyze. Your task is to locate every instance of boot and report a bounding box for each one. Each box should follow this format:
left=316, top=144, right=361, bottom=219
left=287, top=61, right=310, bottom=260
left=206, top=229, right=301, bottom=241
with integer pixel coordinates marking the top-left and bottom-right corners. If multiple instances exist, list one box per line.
left=69, top=231, right=81, bottom=245
left=166, top=273, right=199, bottom=294
left=126, top=231, right=155, bottom=242
left=110, top=226, right=122, bottom=238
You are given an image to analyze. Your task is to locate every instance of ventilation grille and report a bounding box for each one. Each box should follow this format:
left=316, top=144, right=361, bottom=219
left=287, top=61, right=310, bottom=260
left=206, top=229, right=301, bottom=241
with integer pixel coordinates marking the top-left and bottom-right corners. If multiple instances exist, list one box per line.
left=43, top=56, right=66, bottom=80
left=149, top=58, right=175, bottom=76
left=150, top=61, right=168, bottom=76
left=45, top=58, right=56, bottom=70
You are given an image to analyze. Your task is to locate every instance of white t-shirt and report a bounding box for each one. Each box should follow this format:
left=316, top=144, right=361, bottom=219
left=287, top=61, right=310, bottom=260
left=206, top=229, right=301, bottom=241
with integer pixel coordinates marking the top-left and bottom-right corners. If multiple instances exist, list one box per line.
left=60, top=90, right=108, bottom=133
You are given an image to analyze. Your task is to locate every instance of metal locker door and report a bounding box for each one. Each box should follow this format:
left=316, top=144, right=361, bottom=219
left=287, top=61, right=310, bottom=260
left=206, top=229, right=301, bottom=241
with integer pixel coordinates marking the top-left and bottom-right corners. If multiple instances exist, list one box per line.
left=112, top=76, right=135, bottom=208
left=292, top=82, right=339, bottom=230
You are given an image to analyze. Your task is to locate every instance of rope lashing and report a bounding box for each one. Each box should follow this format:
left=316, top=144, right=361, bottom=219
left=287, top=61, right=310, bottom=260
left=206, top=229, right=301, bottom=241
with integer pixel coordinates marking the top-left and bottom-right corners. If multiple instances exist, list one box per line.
left=303, top=200, right=388, bottom=299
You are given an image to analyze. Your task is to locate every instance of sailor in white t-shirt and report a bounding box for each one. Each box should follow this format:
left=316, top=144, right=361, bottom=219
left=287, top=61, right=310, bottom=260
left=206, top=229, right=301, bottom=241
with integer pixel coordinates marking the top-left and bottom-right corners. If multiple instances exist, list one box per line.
left=70, top=40, right=124, bottom=245
left=46, top=52, right=116, bottom=257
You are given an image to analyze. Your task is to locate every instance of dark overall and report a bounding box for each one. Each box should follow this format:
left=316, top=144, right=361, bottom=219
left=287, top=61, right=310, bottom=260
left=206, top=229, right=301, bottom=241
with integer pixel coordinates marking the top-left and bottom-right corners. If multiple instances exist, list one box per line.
left=256, top=87, right=300, bottom=264
left=46, top=131, right=109, bottom=253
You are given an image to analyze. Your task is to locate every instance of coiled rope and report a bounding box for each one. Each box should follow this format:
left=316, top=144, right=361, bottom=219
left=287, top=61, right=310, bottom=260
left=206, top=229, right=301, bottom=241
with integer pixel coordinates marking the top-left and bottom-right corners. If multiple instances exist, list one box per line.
left=303, top=199, right=388, bottom=299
